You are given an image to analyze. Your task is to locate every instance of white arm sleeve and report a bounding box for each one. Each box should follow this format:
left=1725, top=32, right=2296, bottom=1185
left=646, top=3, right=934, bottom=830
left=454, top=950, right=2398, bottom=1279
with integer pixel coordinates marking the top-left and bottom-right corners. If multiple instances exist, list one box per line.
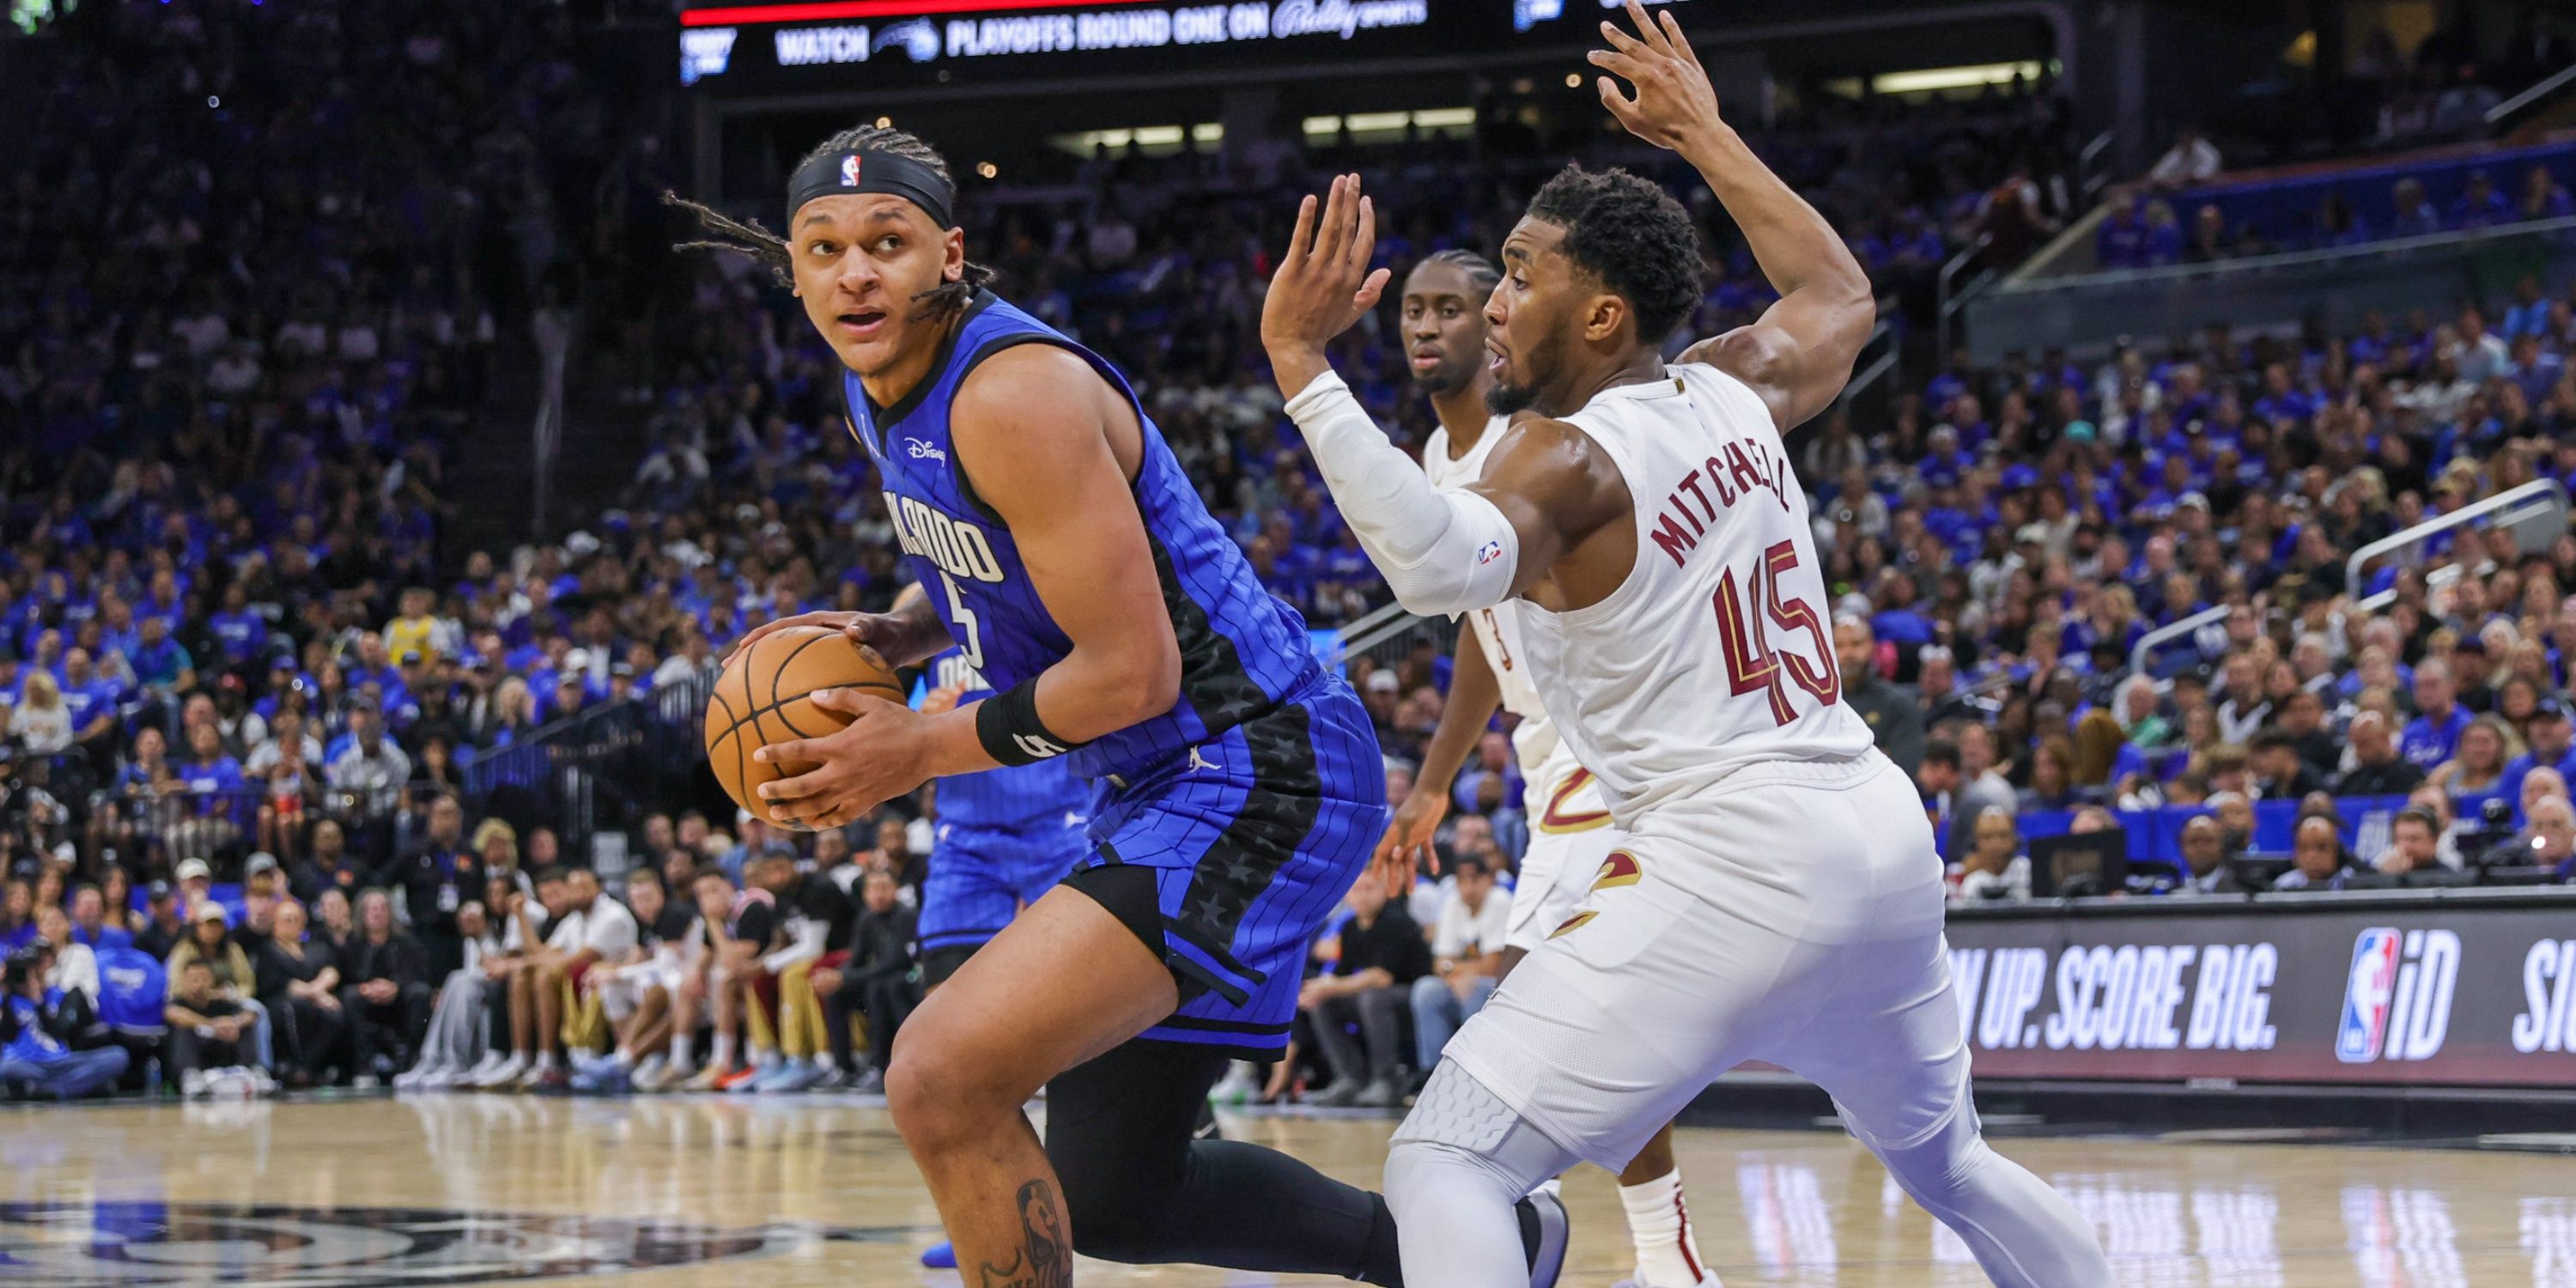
left=1284, top=371, right=1519, bottom=617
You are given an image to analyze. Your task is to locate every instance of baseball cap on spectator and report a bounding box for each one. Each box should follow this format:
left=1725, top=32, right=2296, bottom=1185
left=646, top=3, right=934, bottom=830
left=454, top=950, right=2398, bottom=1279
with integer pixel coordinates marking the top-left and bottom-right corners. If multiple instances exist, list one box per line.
left=2455, top=635, right=2487, bottom=656
left=1366, top=671, right=1400, bottom=695
left=611, top=661, right=635, bottom=679
left=398, top=649, right=424, bottom=666
left=2001, top=464, right=2040, bottom=491
left=175, top=858, right=212, bottom=884
left=146, top=880, right=173, bottom=903
left=2014, top=523, right=2049, bottom=546
left=245, top=853, right=280, bottom=878
left=2536, top=698, right=2569, bottom=723
left=191, top=902, right=228, bottom=926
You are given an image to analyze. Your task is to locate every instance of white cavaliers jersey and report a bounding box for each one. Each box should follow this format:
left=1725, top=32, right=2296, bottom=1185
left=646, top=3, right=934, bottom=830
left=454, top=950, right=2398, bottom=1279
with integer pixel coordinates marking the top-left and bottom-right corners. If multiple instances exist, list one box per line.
left=1422, top=419, right=1614, bottom=836
left=1518, top=365, right=1875, bottom=827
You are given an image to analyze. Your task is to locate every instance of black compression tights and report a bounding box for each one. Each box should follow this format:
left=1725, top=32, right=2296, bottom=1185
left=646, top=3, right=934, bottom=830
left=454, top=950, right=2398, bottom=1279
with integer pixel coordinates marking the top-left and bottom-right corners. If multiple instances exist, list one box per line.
left=1043, top=1041, right=1406, bottom=1285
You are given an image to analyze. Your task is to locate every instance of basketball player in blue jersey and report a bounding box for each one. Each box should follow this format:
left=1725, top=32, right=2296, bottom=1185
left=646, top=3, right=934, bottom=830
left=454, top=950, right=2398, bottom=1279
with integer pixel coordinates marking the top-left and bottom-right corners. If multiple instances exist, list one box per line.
left=672, top=127, right=1567, bottom=1287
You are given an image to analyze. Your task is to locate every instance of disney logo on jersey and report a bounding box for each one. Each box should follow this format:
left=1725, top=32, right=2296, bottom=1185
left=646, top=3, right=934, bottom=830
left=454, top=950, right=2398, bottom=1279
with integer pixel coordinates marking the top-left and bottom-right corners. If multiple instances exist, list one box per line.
left=904, top=438, right=948, bottom=462
left=2336, top=927, right=2458, bottom=1063
left=883, top=490, right=1005, bottom=584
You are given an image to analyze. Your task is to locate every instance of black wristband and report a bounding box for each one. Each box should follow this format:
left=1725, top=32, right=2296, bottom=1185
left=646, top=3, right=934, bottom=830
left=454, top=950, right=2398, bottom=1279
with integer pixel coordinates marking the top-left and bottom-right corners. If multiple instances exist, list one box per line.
left=975, top=677, right=1086, bottom=767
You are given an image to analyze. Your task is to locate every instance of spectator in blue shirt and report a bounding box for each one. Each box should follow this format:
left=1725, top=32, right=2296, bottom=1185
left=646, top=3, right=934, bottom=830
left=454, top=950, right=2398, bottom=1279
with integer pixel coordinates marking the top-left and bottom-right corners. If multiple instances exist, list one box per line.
left=65, top=886, right=133, bottom=953
left=2449, top=168, right=2512, bottom=229
left=2390, top=177, right=2442, bottom=239
left=2402, top=659, right=2473, bottom=770
left=55, top=649, right=121, bottom=752
left=2517, top=163, right=2573, bottom=222
left=129, top=614, right=196, bottom=698
left=207, top=583, right=269, bottom=669
left=0, top=944, right=129, bottom=1101
left=2096, top=199, right=2148, bottom=269
left=2502, top=698, right=2576, bottom=807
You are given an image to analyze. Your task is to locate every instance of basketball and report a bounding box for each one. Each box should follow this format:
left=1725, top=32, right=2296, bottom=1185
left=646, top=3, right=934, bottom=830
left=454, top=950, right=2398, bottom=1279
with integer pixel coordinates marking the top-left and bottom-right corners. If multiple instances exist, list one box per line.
left=703, top=626, right=906, bottom=825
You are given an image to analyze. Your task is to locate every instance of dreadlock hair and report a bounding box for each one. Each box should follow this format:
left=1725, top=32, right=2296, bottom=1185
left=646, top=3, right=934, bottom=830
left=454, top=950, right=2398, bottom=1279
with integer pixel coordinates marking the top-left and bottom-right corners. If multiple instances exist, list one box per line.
left=663, top=123, right=996, bottom=321
left=1523, top=164, right=1704, bottom=344
left=1419, top=247, right=1500, bottom=295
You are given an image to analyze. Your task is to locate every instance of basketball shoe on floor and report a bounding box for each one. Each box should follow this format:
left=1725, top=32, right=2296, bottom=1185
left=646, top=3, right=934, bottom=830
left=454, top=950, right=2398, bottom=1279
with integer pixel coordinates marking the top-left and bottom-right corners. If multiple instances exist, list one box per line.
left=679, top=1062, right=734, bottom=1093
left=920, top=1242, right=957, bottom=1269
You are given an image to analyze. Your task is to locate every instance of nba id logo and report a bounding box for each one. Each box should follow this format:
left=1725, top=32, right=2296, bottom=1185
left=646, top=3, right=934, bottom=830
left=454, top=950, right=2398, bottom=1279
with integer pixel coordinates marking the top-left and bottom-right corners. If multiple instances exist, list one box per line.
left=2336, top=927, right=2460, bottom=1063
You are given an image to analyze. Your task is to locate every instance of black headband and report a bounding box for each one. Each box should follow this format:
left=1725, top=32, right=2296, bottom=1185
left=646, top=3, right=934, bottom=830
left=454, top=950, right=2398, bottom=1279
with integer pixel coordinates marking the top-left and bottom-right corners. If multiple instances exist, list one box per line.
left=786, top=149, right=957, bottom=233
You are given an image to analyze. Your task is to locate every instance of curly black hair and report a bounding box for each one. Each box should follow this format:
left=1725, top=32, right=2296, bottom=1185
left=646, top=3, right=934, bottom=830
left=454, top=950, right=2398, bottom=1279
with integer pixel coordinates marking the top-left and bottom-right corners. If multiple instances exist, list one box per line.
left=1524, top=164, right=1703, bottom=344
left=662, top=123, right=994, bottom=321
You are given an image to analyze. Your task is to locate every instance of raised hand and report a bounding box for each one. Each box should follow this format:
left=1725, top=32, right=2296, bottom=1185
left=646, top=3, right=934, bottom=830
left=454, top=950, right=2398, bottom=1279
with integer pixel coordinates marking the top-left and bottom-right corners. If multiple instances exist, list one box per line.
left=1261, top=173, right=1394, bottom=397
left=1589, top=0, right=1722, bottom=154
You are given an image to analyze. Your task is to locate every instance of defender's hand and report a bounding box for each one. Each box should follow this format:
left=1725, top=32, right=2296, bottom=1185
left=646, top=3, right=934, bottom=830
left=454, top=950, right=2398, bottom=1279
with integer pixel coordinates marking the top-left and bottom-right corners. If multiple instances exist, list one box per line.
left=1372, top=783, right=1450, bottom=890
left=753, top=690, right=933, bottom=830
left=1261, top=173, right=1393, bottom=396
left=1589, top=0, right=1722, bottom=154
left=725, top=610, right=934, bottom=671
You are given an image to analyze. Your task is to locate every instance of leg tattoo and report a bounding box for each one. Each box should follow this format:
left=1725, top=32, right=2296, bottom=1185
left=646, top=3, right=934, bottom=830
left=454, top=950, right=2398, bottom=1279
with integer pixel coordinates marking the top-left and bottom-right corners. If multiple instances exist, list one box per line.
left=977, top=1181, right=1072, bottom=1288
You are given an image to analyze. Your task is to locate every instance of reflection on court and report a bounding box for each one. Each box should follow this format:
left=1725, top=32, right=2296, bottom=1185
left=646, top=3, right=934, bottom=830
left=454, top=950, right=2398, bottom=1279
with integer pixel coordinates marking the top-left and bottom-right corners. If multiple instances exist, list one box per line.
left=0, top=1097, right=2567, bottom=1286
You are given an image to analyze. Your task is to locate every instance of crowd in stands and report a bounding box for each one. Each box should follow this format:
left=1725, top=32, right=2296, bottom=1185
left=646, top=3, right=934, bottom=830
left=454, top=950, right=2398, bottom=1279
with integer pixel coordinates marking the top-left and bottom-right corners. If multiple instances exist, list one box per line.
left=2105, top=147, right=2573, bottom=267
left=6, top=0, right=2576, bottom=1107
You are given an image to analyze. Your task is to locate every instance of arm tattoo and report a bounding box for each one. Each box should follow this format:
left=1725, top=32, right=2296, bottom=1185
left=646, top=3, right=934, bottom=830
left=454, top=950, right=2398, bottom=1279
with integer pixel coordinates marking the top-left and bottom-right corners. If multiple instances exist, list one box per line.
left=976, top=1180, right=1072, bottom=1288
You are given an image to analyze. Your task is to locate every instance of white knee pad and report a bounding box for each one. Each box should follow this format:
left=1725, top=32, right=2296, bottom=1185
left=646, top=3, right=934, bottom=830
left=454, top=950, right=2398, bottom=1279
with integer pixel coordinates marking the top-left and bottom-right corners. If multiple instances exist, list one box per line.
left=1388, top=1062, right=1577, bottom=1201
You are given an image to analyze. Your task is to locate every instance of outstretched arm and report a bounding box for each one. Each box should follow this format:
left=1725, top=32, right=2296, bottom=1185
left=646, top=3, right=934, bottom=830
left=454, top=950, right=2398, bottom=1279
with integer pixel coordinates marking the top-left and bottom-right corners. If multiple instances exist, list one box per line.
left=1589, top=0, right=1874, bottom=431
left=1263, top=178, right=1624, bottom=617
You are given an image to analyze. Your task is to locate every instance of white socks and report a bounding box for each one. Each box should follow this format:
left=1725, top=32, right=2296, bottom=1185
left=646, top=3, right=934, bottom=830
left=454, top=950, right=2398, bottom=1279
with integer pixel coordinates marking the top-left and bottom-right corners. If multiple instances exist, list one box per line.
left=1619, top=1169, right=1712, bottom=1287
left=670, top=1033, right=693, bottom=1068
left=711, top=1034, right=736, bottom=1068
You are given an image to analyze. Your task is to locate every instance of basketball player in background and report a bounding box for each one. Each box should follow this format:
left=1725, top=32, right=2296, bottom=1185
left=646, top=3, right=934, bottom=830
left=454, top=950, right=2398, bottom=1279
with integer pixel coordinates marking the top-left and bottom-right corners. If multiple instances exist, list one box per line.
left=1260, top=5, right=2112, bottom=1285
left=1378, top=249, right=1710, bottom=1288
left=676, top=125, right=1564, bottom=1286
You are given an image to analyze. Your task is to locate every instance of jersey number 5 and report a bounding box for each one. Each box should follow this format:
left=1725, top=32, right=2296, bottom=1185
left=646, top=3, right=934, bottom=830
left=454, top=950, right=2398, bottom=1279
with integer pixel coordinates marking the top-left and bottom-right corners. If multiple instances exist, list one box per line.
left=940, top=572, right=984, bottom=671
left=1712, top=540, right=1838, bottom=726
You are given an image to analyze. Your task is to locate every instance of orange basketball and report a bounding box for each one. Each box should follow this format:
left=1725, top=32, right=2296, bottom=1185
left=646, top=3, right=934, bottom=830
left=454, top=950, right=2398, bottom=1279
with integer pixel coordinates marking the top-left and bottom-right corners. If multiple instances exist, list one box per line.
left=703, top=626, right=906, bottom=828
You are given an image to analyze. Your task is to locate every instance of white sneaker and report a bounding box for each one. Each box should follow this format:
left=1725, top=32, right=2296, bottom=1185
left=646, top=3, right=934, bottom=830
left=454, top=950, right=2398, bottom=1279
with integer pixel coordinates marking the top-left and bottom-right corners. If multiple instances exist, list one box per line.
left=247, top=1066, right=278, bottom=1095
left=1208, top=1061, right=1261, bottom=1104
left=180, top=1069, right=209, bottom=1098
left=632, top=1054, right=667, bottom=1088
left=392, top=1064, right=436, bottom=1091
left=464, top=1051, right=509, bottom=1083
left=474, top=1054, right=530, bottom=1089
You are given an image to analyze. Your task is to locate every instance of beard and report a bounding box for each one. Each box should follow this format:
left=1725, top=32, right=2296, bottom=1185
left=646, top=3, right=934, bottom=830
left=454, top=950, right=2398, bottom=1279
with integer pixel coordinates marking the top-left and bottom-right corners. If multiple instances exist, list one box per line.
left=1484, top=381, right=1538, bottom=416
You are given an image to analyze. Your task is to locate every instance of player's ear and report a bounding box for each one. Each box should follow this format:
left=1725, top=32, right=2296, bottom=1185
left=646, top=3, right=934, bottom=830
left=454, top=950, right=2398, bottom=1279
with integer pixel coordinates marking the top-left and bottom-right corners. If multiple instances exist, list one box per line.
left=1583, top=291, right=1627, bottom=344
left=943, top=226, right=966, bottom=283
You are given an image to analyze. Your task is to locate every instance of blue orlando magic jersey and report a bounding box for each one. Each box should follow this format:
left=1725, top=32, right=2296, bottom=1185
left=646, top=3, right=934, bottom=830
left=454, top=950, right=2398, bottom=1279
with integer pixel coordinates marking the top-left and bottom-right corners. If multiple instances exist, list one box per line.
left=918, top=646, right=1094, bottom=834
left=849, top=290, right=1324, bottom=782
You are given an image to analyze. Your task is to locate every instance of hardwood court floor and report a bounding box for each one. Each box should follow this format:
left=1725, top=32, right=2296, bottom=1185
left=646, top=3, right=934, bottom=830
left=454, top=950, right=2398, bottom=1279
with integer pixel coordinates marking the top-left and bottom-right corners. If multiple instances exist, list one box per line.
left=0, top=1094, right=2569, bottom=1285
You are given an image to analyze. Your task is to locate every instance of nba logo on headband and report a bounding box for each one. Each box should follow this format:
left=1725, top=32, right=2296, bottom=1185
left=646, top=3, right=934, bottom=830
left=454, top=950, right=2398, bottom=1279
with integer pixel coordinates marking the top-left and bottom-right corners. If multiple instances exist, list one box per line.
left=840, top=155, right=860, bottom=186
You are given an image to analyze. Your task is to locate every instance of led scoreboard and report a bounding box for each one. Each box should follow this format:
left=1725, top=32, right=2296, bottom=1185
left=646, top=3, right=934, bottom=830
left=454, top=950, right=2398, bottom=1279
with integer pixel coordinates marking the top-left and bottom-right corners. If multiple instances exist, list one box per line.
left=677, top=0, right=1692, bottom=91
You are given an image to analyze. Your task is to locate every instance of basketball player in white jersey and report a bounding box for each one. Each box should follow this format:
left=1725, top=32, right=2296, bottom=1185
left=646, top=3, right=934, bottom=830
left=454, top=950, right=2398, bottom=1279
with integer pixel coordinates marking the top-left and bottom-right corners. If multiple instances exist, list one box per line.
left=1259, top=5, right=2113, bottom=1286
left=1378, top=249, right=1711, bottom=1288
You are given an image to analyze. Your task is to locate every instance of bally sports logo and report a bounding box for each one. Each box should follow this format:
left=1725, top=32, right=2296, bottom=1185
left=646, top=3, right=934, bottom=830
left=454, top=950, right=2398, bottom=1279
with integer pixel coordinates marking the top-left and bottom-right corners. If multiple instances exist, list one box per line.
left=2336, top=927, right=2460, bottom=1063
